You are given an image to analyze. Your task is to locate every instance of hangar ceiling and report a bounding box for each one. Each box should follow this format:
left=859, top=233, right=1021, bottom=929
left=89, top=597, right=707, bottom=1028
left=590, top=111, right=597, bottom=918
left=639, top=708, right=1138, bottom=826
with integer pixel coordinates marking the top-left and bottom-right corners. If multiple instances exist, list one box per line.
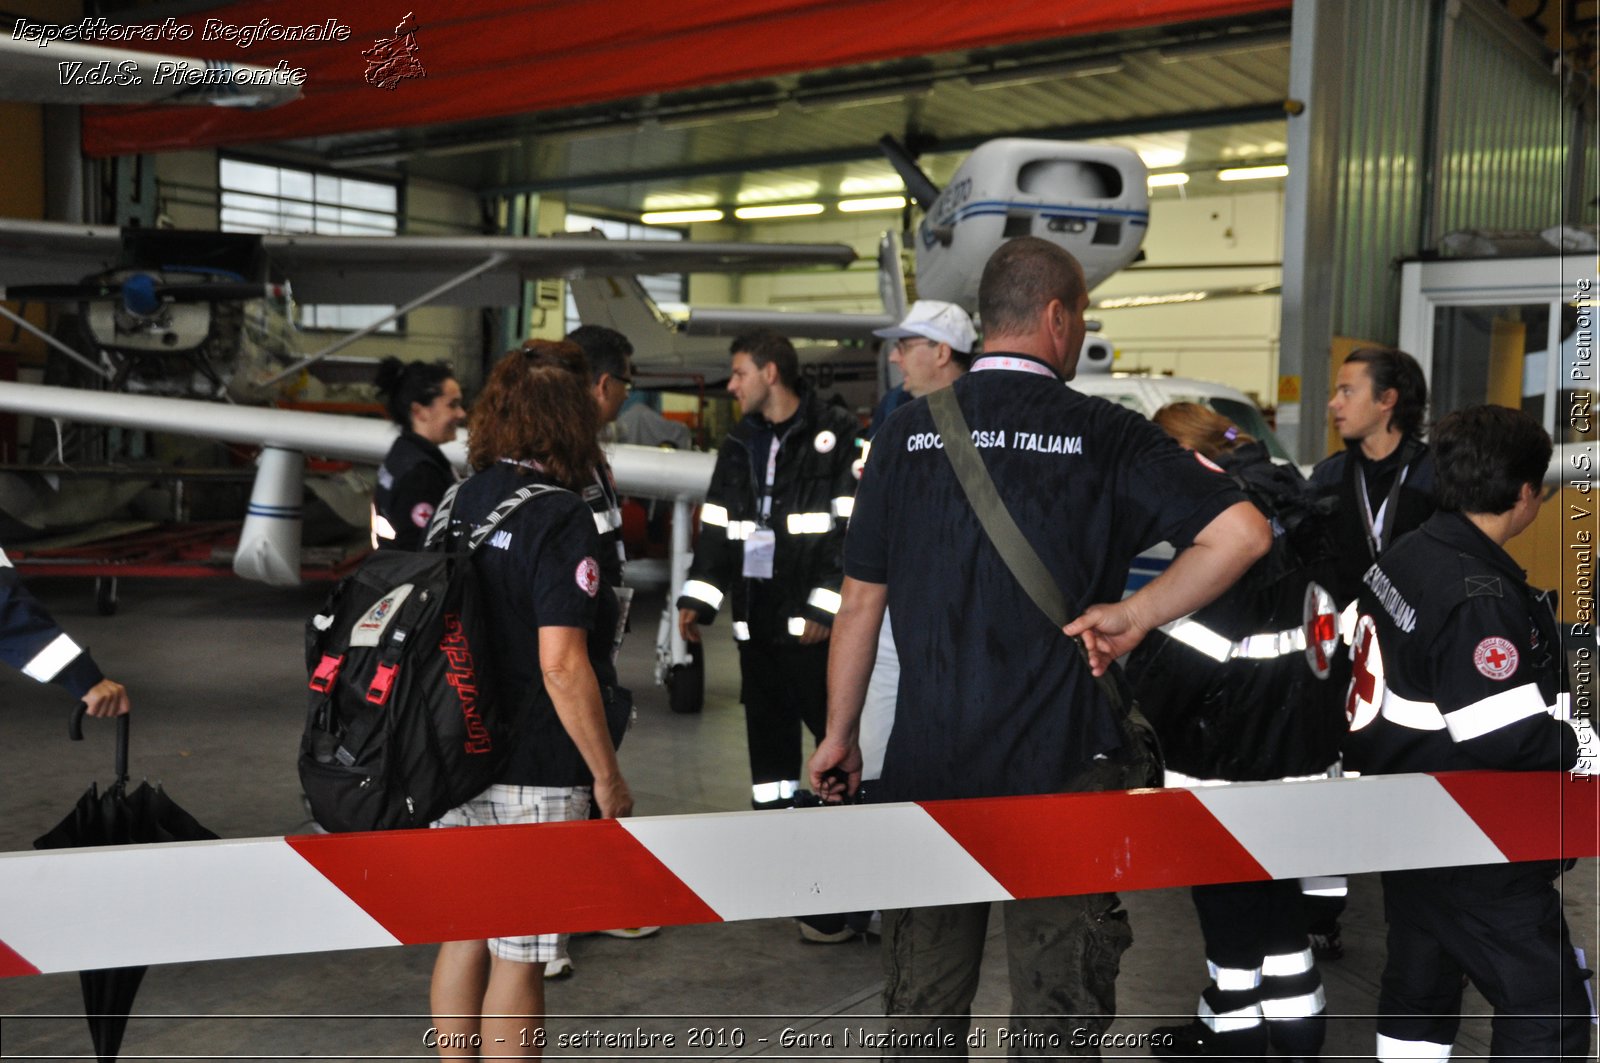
left=265, top=12, right=1294, bottom=215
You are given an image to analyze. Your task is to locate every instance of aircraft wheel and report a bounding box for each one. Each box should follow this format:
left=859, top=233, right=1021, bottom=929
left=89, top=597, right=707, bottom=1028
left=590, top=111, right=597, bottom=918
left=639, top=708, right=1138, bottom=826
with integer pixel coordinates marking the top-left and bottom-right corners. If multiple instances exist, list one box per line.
left=666, top=642, right=703, bottom=715
left=94, top=577, right=118, bottom=616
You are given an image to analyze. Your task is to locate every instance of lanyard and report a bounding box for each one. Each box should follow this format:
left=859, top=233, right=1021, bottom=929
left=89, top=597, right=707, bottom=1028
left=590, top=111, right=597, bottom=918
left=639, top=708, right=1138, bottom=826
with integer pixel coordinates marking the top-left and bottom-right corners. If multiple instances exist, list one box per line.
left=760, top=434, right=780, bottom=521
left=1353, top=450, right=1411, bottom=559
left=970, top=355, right=1058, bottom=379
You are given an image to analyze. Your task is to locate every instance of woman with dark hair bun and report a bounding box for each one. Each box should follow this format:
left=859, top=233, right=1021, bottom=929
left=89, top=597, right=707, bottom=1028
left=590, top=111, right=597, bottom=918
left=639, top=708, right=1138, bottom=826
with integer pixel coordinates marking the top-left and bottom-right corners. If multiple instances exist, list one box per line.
left=428, top=340, right=633, bottom=1058
left=371, top=356, right=464, bottom=551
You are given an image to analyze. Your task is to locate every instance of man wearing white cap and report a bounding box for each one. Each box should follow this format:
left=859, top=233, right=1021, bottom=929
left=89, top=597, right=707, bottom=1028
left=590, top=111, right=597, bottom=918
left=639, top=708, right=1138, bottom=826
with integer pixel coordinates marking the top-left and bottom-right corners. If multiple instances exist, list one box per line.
left=855, top=300, right=976, bottom=794
left=873, top=299, right=977, bottom=401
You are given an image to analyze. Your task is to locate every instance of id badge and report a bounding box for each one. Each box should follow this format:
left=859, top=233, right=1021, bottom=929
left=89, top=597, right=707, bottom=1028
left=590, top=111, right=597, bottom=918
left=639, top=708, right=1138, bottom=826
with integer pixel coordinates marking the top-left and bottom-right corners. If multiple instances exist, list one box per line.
left=743, top=527, right=776, bottom=579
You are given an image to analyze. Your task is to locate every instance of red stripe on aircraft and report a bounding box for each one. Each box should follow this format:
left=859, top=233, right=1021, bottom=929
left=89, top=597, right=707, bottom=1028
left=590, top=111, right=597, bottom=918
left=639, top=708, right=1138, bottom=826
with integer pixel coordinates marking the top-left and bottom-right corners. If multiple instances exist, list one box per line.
left=922, top=788, right=1271, bottom=898
left=286, top=820, right=722, bottom=943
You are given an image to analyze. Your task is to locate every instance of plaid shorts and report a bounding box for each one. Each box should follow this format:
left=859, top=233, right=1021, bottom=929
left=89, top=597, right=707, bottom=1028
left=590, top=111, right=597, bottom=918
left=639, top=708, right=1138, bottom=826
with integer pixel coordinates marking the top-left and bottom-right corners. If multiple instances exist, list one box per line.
left=432, top=783, right=592, bottom=963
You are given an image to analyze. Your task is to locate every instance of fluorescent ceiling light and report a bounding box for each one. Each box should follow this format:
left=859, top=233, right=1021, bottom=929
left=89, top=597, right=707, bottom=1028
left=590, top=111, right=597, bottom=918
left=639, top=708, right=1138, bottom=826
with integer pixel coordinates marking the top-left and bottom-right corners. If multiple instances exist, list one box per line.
left=1217, top=164, right=1289, bottom=181
left=736, top=181, right=820, bottom=204
left=1147, top=172, right=1190, bottom=187
left=1137, top=148, right=1186, bottom=169
left=734, top=203, right=825, bottom=220
left=838, top=196, right=906, bottom=213
left=659, top=104, right=779, bottom=130
left=840, top=174, right=904, bottom=195
left=641, top=209, right=725, bottom=225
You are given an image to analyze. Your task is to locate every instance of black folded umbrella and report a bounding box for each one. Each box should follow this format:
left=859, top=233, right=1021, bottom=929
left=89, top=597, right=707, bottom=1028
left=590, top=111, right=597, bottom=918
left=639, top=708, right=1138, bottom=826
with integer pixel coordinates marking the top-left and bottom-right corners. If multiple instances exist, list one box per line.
left=32, top=707, right=217, bottom=1063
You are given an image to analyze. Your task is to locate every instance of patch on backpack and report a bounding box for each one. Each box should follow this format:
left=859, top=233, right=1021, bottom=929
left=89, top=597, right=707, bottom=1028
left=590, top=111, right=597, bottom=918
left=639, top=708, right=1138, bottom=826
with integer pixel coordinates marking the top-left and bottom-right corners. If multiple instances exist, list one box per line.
left=351, top=584, right=414, bottom=647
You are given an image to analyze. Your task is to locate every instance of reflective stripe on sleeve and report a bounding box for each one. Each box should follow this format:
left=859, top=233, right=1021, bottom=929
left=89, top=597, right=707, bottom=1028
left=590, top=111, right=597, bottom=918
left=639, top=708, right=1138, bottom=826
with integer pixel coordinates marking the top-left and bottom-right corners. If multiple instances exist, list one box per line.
left=726, top=520, right=756, bottom=542
left=0, top=547, right=11, bottom=568
left=807, top=588, right=843, bottom=615
left=732, top=621, right=750, bottom=642
left=1261, top=947, right=1315, bottom=977
left=1261, top=985, right=1325, bottom=1019
left=1299, top=875, right=1347, bottom=898
left=1207, top=960, right=1262, bottom=991
left=680, top=580, right=724, bottom=611
left=22, top=633, right=84, bottom=683
left=1164, top=618, right=1233, bottom=662
left=832, top=496, right=854, bottom=519
left=1377, top=1034, right=1453, bottom=1062
left=751, top=780, right=799, bottom=804
left=1443, top=682, right=1551, bottom=742
left=700, top=503, right=729, bottom=528
left=787, top=617, right=808, bottom=637
left=1199, top=998, right=1262, bottom=1033
left=785, top=511, right=834, bottom=535
left=371, top=507, right=397, bottom=546
left=1381, top=691, right=1447, bottom=731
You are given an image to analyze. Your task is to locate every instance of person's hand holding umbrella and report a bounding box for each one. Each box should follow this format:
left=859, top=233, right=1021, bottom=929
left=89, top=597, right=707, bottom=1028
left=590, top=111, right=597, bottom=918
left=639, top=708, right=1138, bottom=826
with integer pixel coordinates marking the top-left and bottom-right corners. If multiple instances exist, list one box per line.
left=79, top=678, right=130, bottom=718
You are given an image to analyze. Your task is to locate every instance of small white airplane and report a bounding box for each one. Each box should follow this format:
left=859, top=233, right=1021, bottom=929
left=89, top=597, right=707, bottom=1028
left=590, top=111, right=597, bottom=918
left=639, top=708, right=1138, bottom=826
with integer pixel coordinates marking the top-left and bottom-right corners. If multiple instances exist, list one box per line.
left=0, top=218, right=857, bottom=401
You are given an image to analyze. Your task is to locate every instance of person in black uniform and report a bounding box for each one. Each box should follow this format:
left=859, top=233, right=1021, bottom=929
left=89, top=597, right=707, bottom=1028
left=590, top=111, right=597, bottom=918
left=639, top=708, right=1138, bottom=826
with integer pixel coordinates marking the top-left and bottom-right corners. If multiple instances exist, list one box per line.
left=566, top=325, right=632, bottom=588
left=811, top=237, right=1270, bottom=1054
left=427, top=341, right=634, bottom=1058
left=676, top=329, right=860, bottom=812
left=1307, top=345, right=1436, bottom=958
left=371, top=357, right=465, bottom=551
left=1130, top=403, right=1343, bottom=1062
left=0, top=550, right=129, bottom=718
left=1345, top=404, right=1591, bottom=1063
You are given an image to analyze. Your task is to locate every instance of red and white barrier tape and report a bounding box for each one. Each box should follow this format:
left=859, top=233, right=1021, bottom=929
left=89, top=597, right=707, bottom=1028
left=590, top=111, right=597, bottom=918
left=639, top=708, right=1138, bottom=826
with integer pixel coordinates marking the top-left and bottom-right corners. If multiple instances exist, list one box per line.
left=0, top=771, right=1594, bottom=978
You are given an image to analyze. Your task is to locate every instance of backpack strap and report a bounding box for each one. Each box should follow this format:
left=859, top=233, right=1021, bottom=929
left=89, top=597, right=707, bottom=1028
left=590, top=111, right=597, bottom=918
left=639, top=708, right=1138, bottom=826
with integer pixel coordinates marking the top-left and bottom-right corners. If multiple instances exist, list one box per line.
left=422, top=482, right=461, bottom=550
left=466, top=483, right=571, bottom=552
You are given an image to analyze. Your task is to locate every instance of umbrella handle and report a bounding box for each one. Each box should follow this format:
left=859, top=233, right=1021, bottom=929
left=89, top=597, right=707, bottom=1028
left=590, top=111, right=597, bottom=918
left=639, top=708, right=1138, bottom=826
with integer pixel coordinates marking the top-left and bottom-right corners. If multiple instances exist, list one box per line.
left=69, top=703, right=130, bottom=785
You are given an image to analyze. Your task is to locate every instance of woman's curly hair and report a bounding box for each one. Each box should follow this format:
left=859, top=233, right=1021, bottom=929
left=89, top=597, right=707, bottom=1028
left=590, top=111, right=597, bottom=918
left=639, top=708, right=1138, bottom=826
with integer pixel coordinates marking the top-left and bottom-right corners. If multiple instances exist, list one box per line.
left=467, top=340, right=602, bottom=488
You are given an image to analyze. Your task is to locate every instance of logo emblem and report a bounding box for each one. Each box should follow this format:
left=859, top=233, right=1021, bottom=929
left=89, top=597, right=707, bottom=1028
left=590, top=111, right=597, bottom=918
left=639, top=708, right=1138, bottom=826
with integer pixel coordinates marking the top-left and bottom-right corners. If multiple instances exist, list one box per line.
left=1346, top=614, right=1385, bottom=731
left=1303, top=581, right=1338, bottom=680
left=410, top=501, right=435, bottom=528
left=1473, top=637, right=1519, bottom=681
left=814, top=430, right=837, bottom=454
left=575, top=557, right=600, bottom=597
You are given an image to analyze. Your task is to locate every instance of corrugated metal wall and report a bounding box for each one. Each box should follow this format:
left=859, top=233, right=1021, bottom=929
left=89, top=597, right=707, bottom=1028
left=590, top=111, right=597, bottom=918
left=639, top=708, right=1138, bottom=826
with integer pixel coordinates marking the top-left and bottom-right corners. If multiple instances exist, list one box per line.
left=1331, top=0, right=1433, bottom=344
left=1433, top=1, right=1570, bottom=237
left=1328, top=0, right=1581, bottom=344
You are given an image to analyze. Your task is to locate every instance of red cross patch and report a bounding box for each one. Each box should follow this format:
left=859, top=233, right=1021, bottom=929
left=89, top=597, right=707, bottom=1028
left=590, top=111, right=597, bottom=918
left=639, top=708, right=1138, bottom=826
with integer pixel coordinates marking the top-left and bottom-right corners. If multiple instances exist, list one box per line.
left=1345, top=614, right=1384, bottom=731
left=410, top=502, right=435, bottom=528
left=1473, top=637, right=1518, bottom=681
left=575, top=557, right=600, bottom=598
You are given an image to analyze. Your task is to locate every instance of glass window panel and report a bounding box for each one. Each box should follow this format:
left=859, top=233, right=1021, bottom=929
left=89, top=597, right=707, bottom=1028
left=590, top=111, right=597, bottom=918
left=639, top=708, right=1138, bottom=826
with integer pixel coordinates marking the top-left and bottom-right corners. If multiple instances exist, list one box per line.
left=278, top=168, right=313, bottom=202
left=1431, top=303, right=1551, bottom=425
left=219, top=159, right=279, bottom=195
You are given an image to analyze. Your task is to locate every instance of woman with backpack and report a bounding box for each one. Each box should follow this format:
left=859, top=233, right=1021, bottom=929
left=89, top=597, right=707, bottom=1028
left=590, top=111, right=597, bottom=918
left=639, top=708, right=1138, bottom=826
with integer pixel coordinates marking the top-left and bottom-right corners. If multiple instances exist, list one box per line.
left=371, top=357, right=465, bottom=551
left=1128, top=402, right=1346, bottom=1063
left=428, top=340, right=634, bottom=1058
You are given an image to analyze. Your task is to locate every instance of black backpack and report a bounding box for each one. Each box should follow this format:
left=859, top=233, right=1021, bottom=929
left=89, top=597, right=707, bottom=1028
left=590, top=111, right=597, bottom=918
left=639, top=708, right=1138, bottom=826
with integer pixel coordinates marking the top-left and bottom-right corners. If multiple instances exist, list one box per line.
left=298, top=484, right=562, bottom=832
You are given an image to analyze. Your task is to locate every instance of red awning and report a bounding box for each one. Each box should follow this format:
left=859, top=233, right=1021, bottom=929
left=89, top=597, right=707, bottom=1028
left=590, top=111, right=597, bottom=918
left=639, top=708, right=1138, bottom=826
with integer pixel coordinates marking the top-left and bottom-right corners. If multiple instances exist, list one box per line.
left=79, top=0, right=1287, bottom=157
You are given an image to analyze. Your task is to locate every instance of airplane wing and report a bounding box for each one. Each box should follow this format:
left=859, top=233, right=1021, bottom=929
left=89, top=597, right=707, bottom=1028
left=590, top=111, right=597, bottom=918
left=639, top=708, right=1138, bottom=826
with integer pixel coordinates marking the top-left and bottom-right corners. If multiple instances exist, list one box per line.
left=0, top=37, right=301, bottom=108
left=0, top=220, right=857, bottom=304
left=264, top=234, right=857, bottom=305
left=683, top=308, right=897, bottom=342
left=0, top=381, right=715, bottom=500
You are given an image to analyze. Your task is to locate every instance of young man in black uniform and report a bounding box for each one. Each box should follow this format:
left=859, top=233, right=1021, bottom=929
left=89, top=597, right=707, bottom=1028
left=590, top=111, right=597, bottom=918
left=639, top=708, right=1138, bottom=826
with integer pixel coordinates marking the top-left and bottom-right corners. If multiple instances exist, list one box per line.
left=676, top=329, right=860, bottom=812
left=1344, top=404, right=1591, bottom=1062
left=811, top=237, right=1271, bottom=1052
left=1313, top=346, right=1436, bottom=607
left=1307, top=345, right=1436, bottom=957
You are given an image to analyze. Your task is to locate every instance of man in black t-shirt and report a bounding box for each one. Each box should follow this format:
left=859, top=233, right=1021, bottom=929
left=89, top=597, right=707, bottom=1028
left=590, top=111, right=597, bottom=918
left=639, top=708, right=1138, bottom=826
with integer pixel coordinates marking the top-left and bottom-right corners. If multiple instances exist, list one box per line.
left=810, top=237, right=1270, bottom=1053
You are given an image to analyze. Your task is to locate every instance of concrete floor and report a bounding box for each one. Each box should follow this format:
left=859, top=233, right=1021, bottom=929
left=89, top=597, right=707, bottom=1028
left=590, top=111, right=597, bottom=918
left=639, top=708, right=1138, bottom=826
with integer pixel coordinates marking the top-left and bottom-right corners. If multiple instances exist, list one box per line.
left=0, top=577, right=1594, bottom=1060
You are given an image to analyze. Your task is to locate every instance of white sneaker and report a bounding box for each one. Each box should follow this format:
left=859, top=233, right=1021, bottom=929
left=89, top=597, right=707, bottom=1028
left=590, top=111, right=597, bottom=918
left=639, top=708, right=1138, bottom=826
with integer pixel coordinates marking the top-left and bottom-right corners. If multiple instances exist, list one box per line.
left=599, top=926, right=661, bottom=939
left=543, top=955, right=573, bottom=980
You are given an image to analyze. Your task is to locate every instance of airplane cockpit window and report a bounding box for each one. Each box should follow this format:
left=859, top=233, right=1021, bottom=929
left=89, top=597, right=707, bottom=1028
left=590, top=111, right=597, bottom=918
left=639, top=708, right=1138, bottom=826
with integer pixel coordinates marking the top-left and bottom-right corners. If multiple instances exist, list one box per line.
left=219, top=158, right=401, bottom=333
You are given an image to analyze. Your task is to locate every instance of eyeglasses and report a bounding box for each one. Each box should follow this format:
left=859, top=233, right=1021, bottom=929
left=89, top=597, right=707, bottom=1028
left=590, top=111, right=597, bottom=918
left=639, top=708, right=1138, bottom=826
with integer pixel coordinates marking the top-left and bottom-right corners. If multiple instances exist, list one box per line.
left=611, top=374, right=633, bottom=390
left=894, top=338, right=936, bottom=353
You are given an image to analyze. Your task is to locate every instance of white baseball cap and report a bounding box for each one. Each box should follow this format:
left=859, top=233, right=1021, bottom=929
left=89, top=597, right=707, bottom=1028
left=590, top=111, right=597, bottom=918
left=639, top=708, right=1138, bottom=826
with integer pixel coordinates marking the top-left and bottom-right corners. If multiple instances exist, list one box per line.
left=872, top=299, right=977, bottom=353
